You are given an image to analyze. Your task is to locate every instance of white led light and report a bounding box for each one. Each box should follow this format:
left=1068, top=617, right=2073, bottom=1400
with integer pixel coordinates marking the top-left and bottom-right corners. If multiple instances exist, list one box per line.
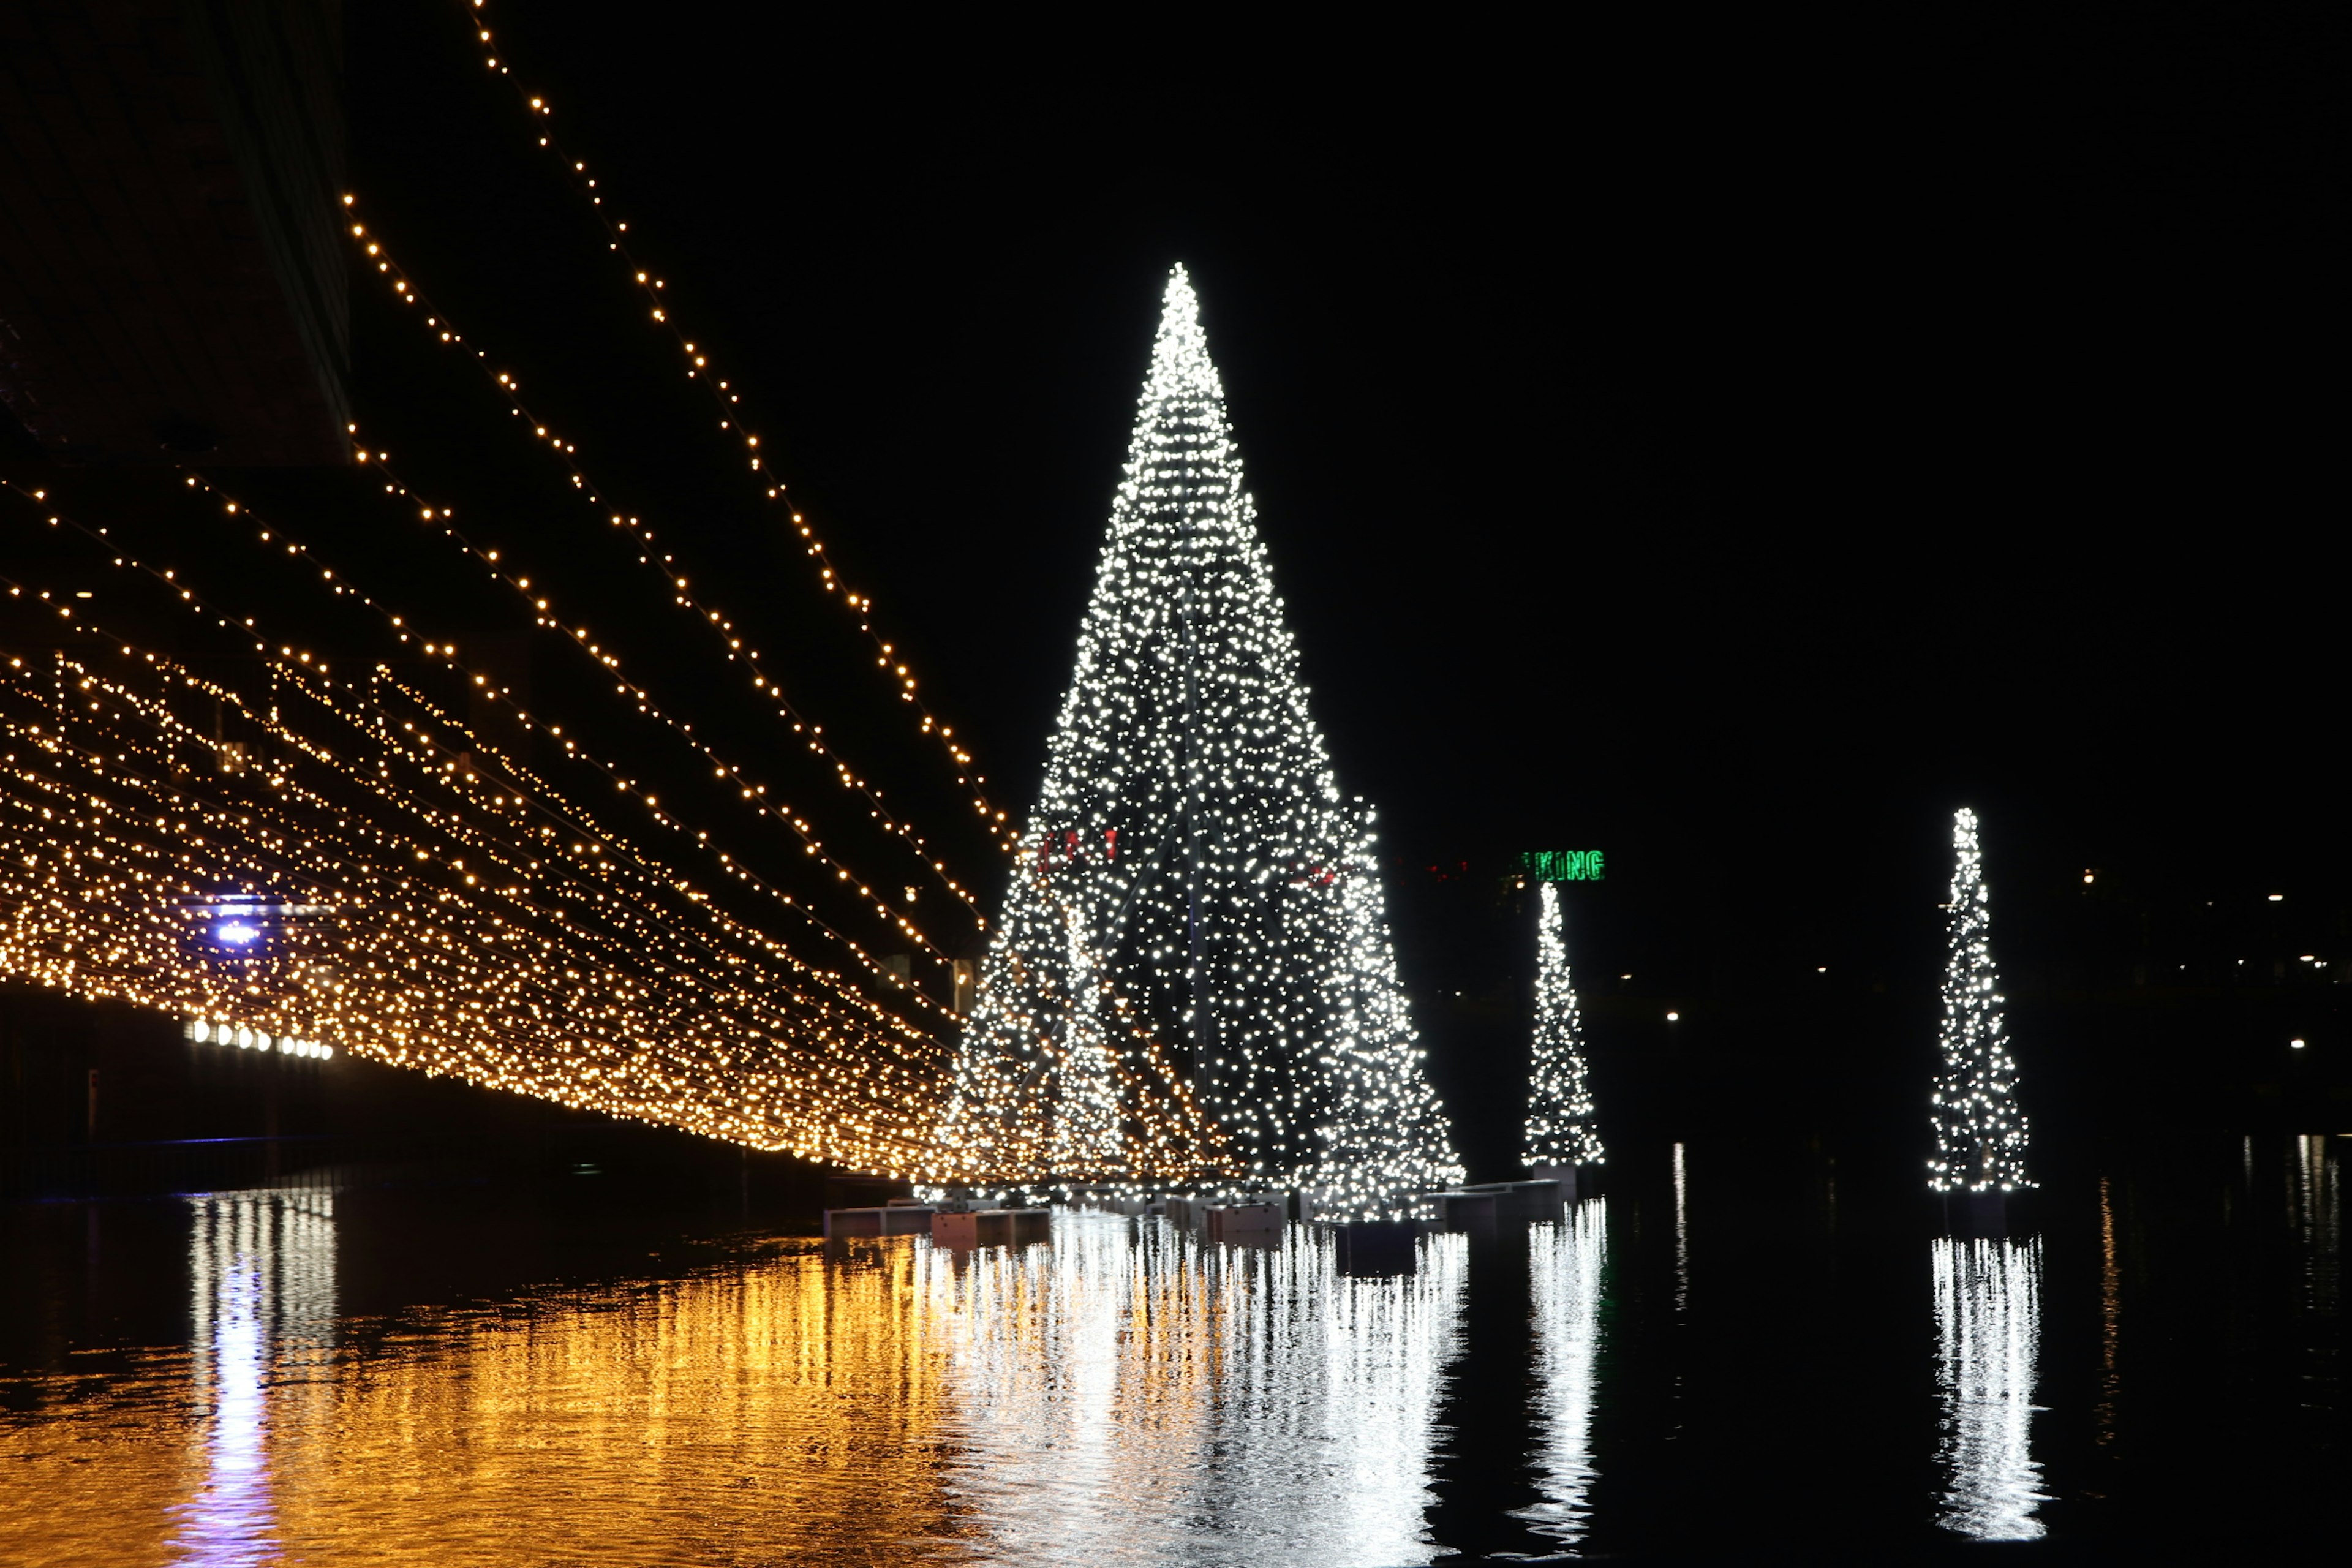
left=1525, top=883, right=1604, bottom=1170
left=1928, top=810, right=2035, bottom=1194
left=933, top=266, right=1460, bottom=1216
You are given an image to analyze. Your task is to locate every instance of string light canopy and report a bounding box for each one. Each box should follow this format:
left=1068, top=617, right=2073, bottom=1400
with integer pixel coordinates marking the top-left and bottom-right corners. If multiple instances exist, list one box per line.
left=1928, top=808, right=2034, bottom=1195
left=933, top=266, right=1461, bottom=1215
left=0, top=473, right=1186, bottom=1172
left=0, top=619, right=944, bottom=1172
left=1525, top=883, right=1605, bottom=1172
left=6, top=473, right=947, bottom=1010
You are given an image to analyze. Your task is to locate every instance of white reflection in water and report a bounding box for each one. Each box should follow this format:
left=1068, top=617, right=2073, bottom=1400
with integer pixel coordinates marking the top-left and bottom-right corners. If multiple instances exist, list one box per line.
left=1515, top=1200, right=1607, bottom=1551
left=170, top=1191, right=337, bottom=1567
left=1931, top=1237, right=2046, bottom=1540
left=919, top=1213, right=1468, bottom=1567
left=2291, top=1135, right=2340, bottom=1318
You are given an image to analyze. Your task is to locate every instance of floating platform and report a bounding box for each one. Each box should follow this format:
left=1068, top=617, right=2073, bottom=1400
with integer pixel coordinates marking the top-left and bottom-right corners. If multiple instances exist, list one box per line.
left=823, top=1204, right=935, bottom=1239
left=930, top=1208, right=1053, bottom=1249
left=1334, top=1219, right=1419, bottom=1277
left=1457, top=1179, right=1567, bottom=1223
left=1939, top=1188, right=2035, bottom=1240
left=1205, top=1201, right=1284, bottom=1243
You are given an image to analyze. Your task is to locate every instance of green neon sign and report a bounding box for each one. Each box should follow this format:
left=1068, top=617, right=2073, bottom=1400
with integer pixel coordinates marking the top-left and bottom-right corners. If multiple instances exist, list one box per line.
left=1521, top=850, right=1605, bottom=881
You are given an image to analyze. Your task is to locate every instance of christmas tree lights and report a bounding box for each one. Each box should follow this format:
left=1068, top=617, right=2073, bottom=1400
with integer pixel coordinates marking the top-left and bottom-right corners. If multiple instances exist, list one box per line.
left=1929, top=809, right=2033, bottom=1194
left=935, top=267, right=1461, bottom=1213
left=1524, top=882, right=1605, bottom=1172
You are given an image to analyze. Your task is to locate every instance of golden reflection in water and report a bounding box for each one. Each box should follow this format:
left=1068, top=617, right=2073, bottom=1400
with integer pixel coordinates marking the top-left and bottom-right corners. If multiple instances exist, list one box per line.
left=1931, top=1236, right=2048, bottom=1540
left=1, top=1206, right=1470, bottom=1567
left=2094, top=1177, right=2119, bottom=1446
left=175, top=1191, right=338, bottom=1567
left=1513, top=1200, right=1607, bottom=1550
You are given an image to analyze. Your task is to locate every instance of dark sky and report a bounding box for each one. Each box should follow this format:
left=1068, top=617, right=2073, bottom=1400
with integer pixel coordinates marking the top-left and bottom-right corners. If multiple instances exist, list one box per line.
left=344, top=2, right=2340, bottom=1095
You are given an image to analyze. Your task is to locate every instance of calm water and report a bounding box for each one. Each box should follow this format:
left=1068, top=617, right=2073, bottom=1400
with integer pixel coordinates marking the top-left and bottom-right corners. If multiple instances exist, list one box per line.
left=1, top=1134, right=2340, bottom=1564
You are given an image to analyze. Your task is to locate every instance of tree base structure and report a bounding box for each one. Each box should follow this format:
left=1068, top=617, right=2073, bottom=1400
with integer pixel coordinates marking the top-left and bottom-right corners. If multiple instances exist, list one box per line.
left=929, top=1208, right=1052, bottom=1248
left=1334, top=1219, right=1419, bottom=1278
left=823, top=1204, right=935, bottom=1238
left=1939, top=1188, right=2035, bottom=1240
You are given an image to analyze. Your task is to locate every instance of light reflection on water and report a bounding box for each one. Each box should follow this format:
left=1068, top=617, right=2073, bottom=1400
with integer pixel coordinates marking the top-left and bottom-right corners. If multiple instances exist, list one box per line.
left=1513, top=1200, right=1607, bottom=1552
left=1931, top=1235, right=2048, bottom=1540
left=927, top=1215, right=1467, bottom=1566
left=172, top=1192, right=337, bottom=1568
left=1, top=1204, right=1467, bottom=1568
left=7, top=1136, right=2346, bottom=1561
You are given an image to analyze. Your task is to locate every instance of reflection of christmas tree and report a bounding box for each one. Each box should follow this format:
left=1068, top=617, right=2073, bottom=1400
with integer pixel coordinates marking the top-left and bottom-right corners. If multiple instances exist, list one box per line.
left=935, top=265, right=1460, bottom=1215
left=1928, top=809, right=2033, bottom=1194
left=1524, top=883, right=1605, bottom=1171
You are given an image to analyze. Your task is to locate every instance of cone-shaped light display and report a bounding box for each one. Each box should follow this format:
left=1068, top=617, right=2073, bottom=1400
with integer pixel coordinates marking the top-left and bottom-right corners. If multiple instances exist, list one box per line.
left=1928, top=809, right=2033, bottom=1193
left=1525, top=882, right=1605, bottom=1170
left=934, top=266, right=1461, bottom=1216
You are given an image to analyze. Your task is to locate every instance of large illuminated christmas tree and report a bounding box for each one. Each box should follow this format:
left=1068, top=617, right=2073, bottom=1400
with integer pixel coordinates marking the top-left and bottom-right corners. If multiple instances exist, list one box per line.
left=1928, top=808, right=2033, bottom=1201
left=936, top=265, right=1461, bottom=1217
left=1524, top=882, right=1605, bottom=1173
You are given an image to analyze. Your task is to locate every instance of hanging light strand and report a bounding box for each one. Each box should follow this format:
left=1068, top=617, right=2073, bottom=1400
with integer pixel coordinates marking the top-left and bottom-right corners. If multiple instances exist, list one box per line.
left=423, top=4, right=1005, bottom=843
left=0, top=475, right=957, bottom=1022
left=340, top=211, right=1014, bottom=889
left=180, top=459, right=969, bottom=962
left=0, top=611, right=950, bottom=1169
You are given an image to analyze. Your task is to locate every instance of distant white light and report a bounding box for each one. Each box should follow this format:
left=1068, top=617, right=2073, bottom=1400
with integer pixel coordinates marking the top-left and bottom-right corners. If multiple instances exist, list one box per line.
left=1665, top=1011, right=1679, bottom=1022
left=214, top=919, right=261, bottom=947
left=2291, top=1038, right=2307, bottom=1049
left=2269, top=894, right=2285, bottom=902
left=1817, top=966, right=1828, bottom=973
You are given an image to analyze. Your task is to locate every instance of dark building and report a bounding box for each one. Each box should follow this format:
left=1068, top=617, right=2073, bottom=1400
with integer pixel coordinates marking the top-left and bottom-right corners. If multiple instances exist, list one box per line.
left=0, top=0, right=349, bottom=466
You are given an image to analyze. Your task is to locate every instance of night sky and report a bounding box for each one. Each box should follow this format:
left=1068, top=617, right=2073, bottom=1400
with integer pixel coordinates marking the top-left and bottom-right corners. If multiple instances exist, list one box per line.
left=337, top=5, right=2337, bottom=1167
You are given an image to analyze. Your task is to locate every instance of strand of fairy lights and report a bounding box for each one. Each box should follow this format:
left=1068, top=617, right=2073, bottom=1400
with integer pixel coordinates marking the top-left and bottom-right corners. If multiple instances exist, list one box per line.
left=4, top=473, right=959, bottom=1011
left=0, top=540, right=1204, bottom=1166
left=0, top=491, right=959, bottom=1067
left=0, top=608, right=941, bottom=1134
left=172, top=462, right=966, bottom=972
left=1928, top=807, right=2034, bottom=1194
left=0, top=635, right=946, bottom=1167
left=0, top=568, right=930, bottom=1058
left=437, top=2, right=1005, bottom=844
left=1, top=479, right=924, bottom=1019
left=341, top=211, right=1011, bottom=891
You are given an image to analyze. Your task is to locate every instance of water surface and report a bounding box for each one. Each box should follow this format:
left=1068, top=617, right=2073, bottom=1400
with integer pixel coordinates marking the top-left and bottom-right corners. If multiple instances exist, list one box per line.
left=1, top=1133, right=2340, bottom=1563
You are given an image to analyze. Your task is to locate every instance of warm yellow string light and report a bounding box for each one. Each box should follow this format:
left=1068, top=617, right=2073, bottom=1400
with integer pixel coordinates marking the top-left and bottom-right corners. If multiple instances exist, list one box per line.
left=151, top=464, right=971, bottom=976
left=410, top=9, right=1006, bottom=845
left=2, top=520, right=1216, bottom=1176
left=0, top=559, right=928, bottom=1049
left=339, top=214, right=1013, bottom=888
left=2, top=477, right=959, bottom=1017
left=0, top=624, right=948, bottom=1170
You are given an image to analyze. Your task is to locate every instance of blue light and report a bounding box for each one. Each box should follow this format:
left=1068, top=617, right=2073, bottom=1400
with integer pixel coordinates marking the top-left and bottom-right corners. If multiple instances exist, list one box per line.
left=214, top=919, right=262, bottom=948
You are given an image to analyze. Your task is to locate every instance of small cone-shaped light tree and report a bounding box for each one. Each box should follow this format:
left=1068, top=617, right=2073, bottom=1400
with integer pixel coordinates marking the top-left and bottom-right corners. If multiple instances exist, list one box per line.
left=935, top=265, right=1461, bottom=1215
left=1525, top=882, right=1605, bottom=1172
left=1928, top=809, right=2033, bottom=1196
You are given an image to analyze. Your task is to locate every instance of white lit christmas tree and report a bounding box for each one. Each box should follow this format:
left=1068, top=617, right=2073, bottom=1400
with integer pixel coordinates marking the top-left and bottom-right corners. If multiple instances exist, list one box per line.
left=935, top=265, right=1461, bottom=1216
left=1928, top=809, right=2033, bottom=1195
left=1524, top=882, right=1605, bottom=1172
